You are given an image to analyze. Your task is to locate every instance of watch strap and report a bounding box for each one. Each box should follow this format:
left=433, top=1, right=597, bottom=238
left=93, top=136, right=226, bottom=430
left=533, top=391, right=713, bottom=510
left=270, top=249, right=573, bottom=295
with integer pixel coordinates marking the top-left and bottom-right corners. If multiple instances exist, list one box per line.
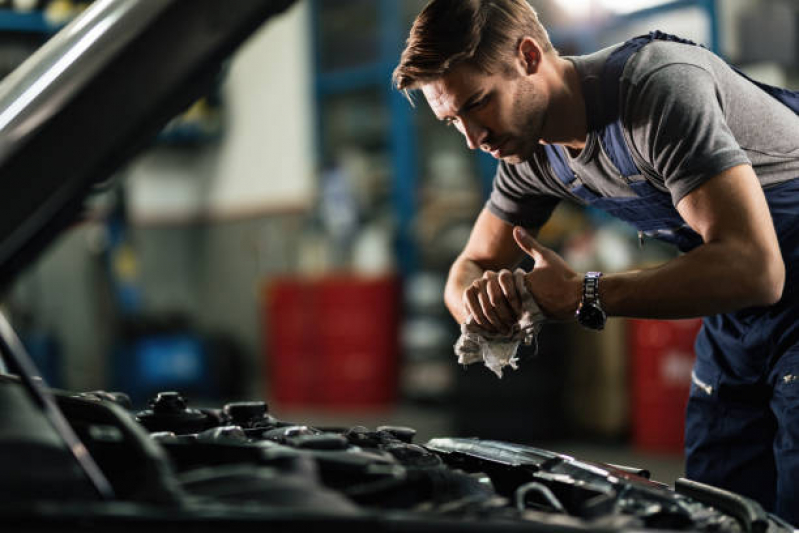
left=576, top=271, right=606, bottom=330
left=584, top=271, right=602, bottom=304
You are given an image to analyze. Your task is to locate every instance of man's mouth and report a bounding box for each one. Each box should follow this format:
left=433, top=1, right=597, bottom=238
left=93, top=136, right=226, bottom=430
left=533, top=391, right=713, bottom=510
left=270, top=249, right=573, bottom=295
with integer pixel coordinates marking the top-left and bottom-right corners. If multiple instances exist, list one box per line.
left=485, top=138, right=508, bottom=158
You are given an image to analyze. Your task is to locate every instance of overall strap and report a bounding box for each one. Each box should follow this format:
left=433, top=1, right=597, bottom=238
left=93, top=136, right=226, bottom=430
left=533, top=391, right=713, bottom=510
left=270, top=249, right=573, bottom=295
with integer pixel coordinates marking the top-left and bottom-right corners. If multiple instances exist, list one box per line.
left=595, top=31, right=701, bottom=179
left=596, top=30, right=799, bottom=178
left=543, top=144, right=575, bottom=186
left=545, top=31, right=702, bottom=184
left=539, top=31, right=797, bottom=254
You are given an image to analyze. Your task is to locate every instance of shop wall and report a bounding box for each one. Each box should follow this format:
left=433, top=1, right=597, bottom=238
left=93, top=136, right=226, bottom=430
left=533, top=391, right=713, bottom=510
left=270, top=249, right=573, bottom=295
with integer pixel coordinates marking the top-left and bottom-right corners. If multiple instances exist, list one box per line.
left=127, top=0, right=314, bottom=222
left=5, top=1, right=315, bottom=396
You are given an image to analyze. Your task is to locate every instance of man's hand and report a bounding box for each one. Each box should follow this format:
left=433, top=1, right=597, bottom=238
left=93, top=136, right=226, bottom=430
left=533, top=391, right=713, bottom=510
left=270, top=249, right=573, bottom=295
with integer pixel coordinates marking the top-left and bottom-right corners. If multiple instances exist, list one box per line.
left=460, top=226, right=583, bottom=331
left=513, top=227, right=582, bottom=321
left=462, top=269, right=524, bottom=334
left=445, top=209, right=531, bottom=327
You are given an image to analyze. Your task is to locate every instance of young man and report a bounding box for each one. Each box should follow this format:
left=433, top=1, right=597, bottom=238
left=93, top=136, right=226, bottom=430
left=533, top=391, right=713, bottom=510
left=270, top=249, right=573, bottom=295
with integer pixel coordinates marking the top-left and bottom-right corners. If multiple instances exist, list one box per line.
left=394, top=0, right=799, bottom=524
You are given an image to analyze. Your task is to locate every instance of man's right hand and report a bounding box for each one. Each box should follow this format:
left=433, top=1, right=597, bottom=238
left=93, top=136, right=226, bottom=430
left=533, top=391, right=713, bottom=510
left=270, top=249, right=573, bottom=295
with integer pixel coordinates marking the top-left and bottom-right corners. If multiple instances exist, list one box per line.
left=462, top=269, right=524, bottom=334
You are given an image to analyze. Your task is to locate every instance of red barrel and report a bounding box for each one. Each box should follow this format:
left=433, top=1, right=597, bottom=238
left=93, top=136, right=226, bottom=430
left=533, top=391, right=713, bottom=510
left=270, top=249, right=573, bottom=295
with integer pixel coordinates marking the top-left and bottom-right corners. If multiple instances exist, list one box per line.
left=264, top=275, right=400, bottom=409
left=629, top=318, right=702, bottom=453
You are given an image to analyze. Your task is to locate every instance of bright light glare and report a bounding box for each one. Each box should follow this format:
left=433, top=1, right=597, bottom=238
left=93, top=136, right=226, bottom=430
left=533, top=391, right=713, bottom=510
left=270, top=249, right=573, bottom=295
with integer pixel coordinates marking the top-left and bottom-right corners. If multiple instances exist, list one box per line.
left=556, top=0, right=593, bottom=17
left=600, top=0, right=674, bottom=15
left=554, top=0, right=675, bottom=17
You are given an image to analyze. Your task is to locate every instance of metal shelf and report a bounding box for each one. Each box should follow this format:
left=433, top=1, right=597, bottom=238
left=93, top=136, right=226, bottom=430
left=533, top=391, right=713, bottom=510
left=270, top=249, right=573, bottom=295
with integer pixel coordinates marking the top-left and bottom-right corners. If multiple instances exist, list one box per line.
left=311, top=0, right=419, bottom=274
left=316, top=63, right=388, bottom=95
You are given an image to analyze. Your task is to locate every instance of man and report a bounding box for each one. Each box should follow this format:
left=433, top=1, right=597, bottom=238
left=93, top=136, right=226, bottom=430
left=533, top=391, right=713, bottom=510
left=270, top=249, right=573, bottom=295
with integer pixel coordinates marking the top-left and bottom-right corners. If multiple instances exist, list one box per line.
left=393, top=0, right=799, bottom=524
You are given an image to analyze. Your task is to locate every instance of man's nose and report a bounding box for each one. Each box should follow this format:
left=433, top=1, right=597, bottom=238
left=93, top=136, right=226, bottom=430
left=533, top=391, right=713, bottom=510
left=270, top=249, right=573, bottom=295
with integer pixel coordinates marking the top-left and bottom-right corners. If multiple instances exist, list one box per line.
left=461, top=118, right=487, bottom=151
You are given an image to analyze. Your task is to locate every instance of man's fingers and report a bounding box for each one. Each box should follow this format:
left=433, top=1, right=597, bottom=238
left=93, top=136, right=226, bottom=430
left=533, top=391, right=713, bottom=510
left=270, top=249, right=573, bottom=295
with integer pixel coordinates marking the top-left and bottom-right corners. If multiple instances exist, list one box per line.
left=465, top=283, right=503, bottom=332
left=464, top=269, right=530, bottom=334
left=497, top=269, right=522, bottom=315
left=483, top=272, right=516, bottom=325
left=477, top=288, right=506, bottom=333
left=464, top=286, right=490, bottom=329
left=485, top=275, right=516, bottom=327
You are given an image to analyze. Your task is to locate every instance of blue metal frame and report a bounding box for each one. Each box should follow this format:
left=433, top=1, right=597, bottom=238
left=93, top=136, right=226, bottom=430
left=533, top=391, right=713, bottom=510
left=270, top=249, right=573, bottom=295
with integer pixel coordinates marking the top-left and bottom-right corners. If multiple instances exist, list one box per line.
left=607, top=0, right=719, bottom=53
left=550, top=0, right=720, bottom=53
left=701, top=0, right=720, bottom=54
left=309, top=0, right=324, bottom=166
left=317, top=63, right=387, bottom=95
left=380, top=0, right=418, bottom=275
left=310, top=0, right=418, bottom=274
left=0, top=10, right=55, bottom=34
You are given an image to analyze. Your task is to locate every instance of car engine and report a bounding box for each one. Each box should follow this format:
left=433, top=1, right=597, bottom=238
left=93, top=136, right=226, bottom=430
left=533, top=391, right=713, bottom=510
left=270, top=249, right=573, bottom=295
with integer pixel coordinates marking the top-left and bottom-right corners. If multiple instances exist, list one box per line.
left=1, top=374, right=792, bottom=532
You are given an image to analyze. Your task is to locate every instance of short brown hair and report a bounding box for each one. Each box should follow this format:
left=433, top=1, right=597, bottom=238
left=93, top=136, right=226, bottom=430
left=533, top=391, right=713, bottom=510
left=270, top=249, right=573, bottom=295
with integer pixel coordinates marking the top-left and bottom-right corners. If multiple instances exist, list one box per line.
left=393, top=0, right=555, bottom=91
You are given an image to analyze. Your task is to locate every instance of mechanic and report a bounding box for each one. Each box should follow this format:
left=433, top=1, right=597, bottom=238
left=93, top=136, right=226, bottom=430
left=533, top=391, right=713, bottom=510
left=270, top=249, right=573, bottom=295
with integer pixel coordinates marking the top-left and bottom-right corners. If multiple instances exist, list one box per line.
left=393, top=0, right=799, bottom=524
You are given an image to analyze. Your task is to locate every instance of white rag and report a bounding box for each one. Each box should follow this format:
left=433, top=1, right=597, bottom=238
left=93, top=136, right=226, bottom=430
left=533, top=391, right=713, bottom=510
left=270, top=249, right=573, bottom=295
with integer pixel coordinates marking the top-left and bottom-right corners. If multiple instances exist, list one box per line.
left=454, top=269, right=546, bottom=378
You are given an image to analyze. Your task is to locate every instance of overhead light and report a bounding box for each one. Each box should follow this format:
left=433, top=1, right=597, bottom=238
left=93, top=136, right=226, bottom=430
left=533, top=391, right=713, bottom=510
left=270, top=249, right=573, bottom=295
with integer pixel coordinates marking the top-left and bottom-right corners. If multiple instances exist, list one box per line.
left=598, top=0, right=675, bottom=15
left=553, top=0, right=675, bottom=18
left=554, top=0, right=594, bottom=18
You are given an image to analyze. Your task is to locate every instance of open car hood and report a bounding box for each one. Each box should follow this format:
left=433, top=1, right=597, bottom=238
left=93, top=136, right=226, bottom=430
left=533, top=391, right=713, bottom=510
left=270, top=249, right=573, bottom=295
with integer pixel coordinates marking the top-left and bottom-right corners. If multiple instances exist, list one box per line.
left=0, top=0, right=295, bottom=291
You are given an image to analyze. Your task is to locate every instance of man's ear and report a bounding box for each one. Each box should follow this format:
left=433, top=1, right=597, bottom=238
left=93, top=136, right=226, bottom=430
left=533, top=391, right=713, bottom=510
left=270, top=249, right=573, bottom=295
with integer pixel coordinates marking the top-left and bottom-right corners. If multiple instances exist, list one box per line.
left=516, top=37, right=542, bottom=76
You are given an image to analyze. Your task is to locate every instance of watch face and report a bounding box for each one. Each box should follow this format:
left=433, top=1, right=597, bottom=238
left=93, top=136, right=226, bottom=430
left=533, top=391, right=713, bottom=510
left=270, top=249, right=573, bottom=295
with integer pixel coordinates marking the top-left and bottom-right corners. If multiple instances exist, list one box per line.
left=578, top=303, right=606, bottom=330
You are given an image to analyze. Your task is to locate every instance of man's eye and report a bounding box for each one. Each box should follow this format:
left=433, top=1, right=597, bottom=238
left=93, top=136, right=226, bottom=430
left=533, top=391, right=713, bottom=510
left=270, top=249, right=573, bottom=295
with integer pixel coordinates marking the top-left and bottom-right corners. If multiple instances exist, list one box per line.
left=467, top=96, right=488, bottom=110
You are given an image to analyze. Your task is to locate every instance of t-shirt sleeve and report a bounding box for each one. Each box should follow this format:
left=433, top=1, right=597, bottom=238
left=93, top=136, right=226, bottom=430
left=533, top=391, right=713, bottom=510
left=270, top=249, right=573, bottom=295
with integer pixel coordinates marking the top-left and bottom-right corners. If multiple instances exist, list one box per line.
left=625, top=63, right=751, bottom=205
left=486, top=160, right=560, bottom=228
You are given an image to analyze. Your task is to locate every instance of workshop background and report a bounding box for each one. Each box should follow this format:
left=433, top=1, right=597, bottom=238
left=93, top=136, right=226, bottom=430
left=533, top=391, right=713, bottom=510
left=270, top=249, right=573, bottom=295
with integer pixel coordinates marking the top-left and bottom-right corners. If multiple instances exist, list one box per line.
left=0, top=0, right=796, bottom=483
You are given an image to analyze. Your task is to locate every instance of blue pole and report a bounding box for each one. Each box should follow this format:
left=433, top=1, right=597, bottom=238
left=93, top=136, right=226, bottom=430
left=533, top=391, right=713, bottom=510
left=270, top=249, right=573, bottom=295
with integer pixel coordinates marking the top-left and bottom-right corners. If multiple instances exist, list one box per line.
left=702, top=0, right=721, bottom=55
left=381, top=0, right=418, bottom=275
left=309, top=0, right=325, bottom=165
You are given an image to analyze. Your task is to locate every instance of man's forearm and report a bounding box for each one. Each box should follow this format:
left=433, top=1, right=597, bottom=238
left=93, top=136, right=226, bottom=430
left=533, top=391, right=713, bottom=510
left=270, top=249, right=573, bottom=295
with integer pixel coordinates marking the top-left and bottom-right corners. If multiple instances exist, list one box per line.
left=444, top=255, right=486, bottom=324
left=599, top=164, right=784, bottom=320
left=527, top=166, right=786, bottom=322
left=600, top=239, right=785, bottom=319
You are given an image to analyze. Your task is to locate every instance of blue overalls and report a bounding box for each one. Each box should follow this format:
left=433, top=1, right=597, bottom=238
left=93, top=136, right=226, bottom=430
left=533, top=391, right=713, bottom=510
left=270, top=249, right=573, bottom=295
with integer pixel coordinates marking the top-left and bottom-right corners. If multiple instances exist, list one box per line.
left=545, top=32, right=799, bottom=524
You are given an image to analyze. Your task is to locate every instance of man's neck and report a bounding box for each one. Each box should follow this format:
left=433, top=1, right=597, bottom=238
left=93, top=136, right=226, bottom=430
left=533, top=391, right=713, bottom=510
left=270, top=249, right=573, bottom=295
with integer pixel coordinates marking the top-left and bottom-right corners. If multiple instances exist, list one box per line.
left=540, top=56, right=588, bottom=151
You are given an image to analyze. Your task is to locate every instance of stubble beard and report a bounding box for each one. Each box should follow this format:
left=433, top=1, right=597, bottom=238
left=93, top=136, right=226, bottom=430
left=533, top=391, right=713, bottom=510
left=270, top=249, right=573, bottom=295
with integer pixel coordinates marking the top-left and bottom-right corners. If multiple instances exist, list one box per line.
left=501, top=82, right=547, bottom=165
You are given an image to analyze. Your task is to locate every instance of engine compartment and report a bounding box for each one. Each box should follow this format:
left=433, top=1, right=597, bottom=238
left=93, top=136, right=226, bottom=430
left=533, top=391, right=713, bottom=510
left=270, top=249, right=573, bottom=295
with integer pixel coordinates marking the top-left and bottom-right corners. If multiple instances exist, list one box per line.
left=2, top=376, right=790, bottom=533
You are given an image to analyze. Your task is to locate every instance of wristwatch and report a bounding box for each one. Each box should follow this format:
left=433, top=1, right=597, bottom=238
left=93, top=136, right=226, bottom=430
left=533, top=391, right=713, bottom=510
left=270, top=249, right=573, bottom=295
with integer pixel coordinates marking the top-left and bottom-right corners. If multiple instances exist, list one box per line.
left=576, top=271, right=606, bottom=330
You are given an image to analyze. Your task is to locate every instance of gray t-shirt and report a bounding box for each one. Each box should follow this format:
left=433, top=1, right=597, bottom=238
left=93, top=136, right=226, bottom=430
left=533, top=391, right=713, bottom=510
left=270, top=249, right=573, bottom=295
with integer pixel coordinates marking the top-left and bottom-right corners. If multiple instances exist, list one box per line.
left=487, top=41, right=799, bottom=229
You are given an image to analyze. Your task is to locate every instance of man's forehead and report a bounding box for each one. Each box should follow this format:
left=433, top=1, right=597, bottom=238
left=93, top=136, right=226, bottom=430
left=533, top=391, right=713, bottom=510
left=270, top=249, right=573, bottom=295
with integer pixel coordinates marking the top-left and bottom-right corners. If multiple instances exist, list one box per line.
left=420, top=80, right=456, bottom=116
left=420, top=64, right=484, bottom=118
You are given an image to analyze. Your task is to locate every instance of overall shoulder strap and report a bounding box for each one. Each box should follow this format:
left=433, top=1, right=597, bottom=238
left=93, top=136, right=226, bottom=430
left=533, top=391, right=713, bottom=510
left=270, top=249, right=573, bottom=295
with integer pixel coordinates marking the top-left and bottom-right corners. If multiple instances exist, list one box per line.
left=598, top=31, right=799, bottom=180
left=543, top=32, right=677, bottom=183
left=543, top=144, right=575, bottom=186
left=634, top=31, right=799, bottom=114
left=594, top=33, right=687, bottom=179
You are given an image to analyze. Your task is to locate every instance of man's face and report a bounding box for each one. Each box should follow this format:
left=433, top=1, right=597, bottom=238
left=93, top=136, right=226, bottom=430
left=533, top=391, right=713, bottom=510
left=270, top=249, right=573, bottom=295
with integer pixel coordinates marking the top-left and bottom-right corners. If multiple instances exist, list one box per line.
left=421, top=62, right=547, bottom=164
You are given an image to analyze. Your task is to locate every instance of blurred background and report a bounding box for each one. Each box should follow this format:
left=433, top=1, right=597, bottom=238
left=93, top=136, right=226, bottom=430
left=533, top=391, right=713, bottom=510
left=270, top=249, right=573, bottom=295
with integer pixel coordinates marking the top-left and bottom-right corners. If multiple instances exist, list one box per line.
left=0, top=0, right=796, bottom=483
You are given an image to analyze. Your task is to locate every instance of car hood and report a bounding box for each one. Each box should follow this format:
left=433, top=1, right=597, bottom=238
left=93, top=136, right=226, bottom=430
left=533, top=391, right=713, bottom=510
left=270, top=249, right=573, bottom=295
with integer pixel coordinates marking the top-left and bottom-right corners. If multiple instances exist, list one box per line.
left=0, top=0, right=295, bottom=291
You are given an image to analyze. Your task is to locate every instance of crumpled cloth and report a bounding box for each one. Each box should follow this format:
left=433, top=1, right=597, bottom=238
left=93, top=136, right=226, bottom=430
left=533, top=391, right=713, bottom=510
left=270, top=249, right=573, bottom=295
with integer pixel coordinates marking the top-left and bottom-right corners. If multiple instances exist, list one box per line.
left=454, top=269, right=546, bottom=378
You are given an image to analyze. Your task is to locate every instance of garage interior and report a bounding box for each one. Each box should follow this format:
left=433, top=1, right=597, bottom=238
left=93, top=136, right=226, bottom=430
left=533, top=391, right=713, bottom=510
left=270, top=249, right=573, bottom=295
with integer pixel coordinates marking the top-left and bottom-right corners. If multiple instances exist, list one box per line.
left=1, top=0, right=796, bottom=491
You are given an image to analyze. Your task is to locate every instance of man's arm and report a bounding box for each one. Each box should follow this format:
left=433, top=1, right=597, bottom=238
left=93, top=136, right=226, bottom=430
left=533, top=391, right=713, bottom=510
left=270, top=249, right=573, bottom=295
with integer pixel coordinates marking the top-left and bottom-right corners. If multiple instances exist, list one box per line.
left=517, top=164, right=785, bottom=320
left=600, top=163, right=784, bottom=318
left=444, top=208, right=537, bottom=330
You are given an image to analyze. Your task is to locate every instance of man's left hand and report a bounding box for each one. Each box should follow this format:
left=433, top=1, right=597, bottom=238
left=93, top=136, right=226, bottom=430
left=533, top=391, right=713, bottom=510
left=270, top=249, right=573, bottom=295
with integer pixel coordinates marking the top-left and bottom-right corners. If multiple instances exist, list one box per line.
left=513, top=227, right=582, bottom=321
